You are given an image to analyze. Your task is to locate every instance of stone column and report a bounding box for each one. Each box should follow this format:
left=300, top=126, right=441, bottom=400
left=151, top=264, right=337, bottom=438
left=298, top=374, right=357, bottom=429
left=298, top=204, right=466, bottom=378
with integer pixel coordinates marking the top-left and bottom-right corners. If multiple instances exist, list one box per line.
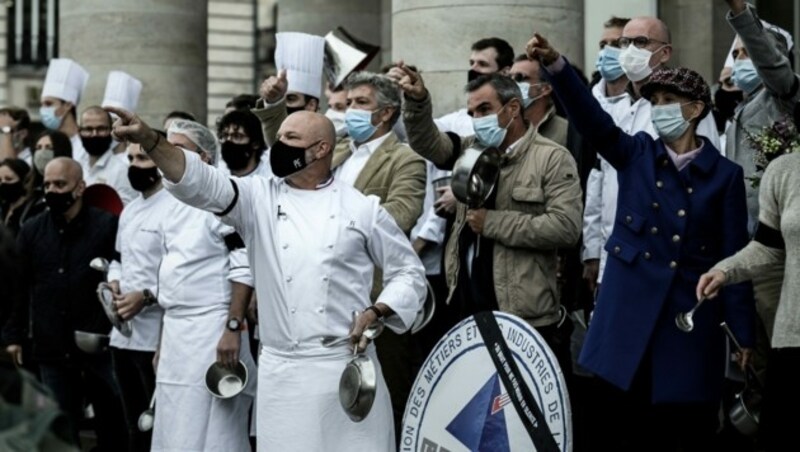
left=392, top=0, right=584, bottom=118
left=60, top=0, right=208, bottom=126
left=277, top=0, right=382, bottom=71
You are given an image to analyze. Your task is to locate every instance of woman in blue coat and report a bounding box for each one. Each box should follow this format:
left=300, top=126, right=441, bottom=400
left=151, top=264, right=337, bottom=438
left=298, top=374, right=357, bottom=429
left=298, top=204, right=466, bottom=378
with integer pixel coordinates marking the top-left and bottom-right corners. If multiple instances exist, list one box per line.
left=527, top=34, right=755, bottom=450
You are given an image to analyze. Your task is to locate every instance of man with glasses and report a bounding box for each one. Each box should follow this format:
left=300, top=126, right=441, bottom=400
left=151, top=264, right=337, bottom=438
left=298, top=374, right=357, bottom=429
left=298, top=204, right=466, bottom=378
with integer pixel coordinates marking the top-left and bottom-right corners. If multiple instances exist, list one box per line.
left=78, top=106, right=136, bottom=204
left=510, top=54, right=568, bottom=145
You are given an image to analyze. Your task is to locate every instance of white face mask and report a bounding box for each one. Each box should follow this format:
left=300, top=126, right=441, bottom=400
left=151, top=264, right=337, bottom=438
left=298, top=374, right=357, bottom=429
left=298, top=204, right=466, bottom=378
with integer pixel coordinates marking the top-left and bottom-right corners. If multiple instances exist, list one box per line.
left=619, top=45, right=662, bottom=82
left=324, top=109, right=347, bottom=138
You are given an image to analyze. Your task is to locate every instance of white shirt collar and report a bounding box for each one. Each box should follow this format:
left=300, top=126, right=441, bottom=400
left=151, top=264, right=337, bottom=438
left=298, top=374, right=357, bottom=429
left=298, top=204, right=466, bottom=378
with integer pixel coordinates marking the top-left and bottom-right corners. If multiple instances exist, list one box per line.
left=349, top=132, right=391, bottom=156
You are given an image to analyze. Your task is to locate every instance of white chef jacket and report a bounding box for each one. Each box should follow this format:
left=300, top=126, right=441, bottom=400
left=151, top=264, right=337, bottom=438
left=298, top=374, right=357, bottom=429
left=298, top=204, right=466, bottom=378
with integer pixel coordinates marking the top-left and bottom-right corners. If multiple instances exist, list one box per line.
left=80, top=149, right=137, bottom=205
left=165, top=150, right=426, bottom=450
left=582, top=81, right=721, bottom=281
left=226, top=156, right=269, bottom=289
left=106, top=188, right=173, bottom=351
left=410, top=161, right=448, bottom=275
left=335, top=133, right=391, bottom=186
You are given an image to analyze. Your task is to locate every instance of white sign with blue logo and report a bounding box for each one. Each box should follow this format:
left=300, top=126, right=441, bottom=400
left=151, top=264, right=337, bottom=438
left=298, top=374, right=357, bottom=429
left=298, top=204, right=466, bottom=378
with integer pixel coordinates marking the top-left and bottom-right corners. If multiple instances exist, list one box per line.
left=401, top=311, right=572, bottom=452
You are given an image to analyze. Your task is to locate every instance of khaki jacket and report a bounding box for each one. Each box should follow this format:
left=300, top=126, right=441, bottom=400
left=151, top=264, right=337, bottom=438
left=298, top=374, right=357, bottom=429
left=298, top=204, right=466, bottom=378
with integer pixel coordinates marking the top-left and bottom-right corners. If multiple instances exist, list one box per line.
left=253, top=100, right=427, bottom=299
left=404, top=93, right=583, bottom=327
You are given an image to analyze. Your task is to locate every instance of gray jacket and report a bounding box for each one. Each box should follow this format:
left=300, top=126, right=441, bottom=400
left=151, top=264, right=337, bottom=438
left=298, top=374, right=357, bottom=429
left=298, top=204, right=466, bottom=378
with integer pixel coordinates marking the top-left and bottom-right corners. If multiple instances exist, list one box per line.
left=725, top=4, right=800, bottom=233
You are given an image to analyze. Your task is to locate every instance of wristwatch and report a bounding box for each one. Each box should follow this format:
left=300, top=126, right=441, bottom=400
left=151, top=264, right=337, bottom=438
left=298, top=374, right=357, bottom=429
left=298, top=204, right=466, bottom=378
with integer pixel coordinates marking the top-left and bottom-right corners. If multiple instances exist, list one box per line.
left=227, top=317, right=242, bottom=332
left=142, top=289, right=157, bottom=306
left=0, top=126, right=12, bottom=134
left=364, top=305, right=384, bottom=319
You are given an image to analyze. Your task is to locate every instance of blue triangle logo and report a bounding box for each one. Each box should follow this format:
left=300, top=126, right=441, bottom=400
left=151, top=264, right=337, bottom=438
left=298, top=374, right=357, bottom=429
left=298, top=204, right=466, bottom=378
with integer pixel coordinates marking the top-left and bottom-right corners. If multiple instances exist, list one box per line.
left=446, top=374, right=511, bottom=452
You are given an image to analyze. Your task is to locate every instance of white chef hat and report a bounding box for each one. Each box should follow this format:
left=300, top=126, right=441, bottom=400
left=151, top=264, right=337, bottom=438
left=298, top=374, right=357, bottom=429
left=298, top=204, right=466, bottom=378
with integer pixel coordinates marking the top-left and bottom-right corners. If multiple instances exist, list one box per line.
left=102, top=71, right=143, bottom=113
left=276, top=32, right=325, bottom=99
left=41, top=58, right=90, bottom=105
left=167, top=119, right=220, bottom=167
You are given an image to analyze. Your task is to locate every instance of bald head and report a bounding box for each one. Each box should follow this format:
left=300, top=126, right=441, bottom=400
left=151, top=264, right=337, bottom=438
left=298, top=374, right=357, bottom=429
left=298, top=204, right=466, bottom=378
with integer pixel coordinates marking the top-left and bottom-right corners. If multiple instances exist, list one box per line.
left=280, top=111, right=336, bottom=149
left=624, top=17, right=671, bottom=45
left=43, top=156, right=85, bottom=196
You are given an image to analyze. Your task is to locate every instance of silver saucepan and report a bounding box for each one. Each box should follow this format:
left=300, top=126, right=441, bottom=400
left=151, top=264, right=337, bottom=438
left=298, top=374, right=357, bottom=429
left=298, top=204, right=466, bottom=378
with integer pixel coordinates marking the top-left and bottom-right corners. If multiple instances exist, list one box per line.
left=74, top=330, right=110, bottom=354
left=450, top=145, right=502, bottom=208
left=339, top=346, right=377, bottom=422
left=721, top=322, right=763, bottom=436
left=97, top=282, right=133, bottom=338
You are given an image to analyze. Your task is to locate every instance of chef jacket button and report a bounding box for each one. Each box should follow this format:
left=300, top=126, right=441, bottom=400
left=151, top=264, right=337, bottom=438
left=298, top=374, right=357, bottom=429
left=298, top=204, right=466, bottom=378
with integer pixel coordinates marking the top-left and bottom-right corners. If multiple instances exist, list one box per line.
left=652, top=202, right=660, bottom=209
left=687, top=187, right=693, bottom=194
left=294, top=340, right=299, bottom=346
left=317, top=307, right=324, bottom=314
left=644, top=252, right=651, bottom=260
left=328, top=244, right=334, bottom=249
left=625, top=215, right=632, bottom=224
left=613, top=246, right=621, bottom=254
left=677, top=209, right=686, bottom=217
left=656, top=180, right=664, bottom=188
left=701, top=245, right=707, bottom=252
left=322, top=275, right=329, bottom=281
left=650, top=227, right=658, bottom=234
left=286, top=276, right=293, bottom=283
left=290, top=308, right=296, bottom=314
left=58, top=268, right=64, bottom=274
left=282, top=243, right=289, bottom=249
left=330, top=214, right=335, bottom=219
left=669, top=261, right=677, bottom=269
left=672, top=234, right=681, bottom=243
left=333, top=188, right=338, bottom=193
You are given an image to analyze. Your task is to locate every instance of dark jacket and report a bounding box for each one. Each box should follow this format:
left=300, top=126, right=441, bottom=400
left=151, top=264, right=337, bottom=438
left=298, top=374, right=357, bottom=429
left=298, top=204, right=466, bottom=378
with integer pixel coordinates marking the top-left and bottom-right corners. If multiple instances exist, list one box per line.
left=548, top=60, right=755, bottom=403
left=4, top=205, right=118, bottom=362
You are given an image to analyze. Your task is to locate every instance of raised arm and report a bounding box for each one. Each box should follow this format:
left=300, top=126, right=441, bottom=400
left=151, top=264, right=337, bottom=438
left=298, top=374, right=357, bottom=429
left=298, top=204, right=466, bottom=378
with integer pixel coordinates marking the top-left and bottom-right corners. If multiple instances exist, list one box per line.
left=251, top=70, right=289, bottom=147
left=527, top=33, right=641, bottom=170
left=395, top=63, right=462, bottom=169
left=727, top=1, right=800, bottom=99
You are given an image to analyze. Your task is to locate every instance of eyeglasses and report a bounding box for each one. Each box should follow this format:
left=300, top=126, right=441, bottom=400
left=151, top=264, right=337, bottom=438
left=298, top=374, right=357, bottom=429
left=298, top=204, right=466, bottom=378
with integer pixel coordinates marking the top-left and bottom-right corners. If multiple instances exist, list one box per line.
left=619, top=36, right=668, bottom=49
left=219, top=132, right=249, bottom=143
left=599, top=39, right=621, bottom=50
left=79, top=126, right=111, bottom=136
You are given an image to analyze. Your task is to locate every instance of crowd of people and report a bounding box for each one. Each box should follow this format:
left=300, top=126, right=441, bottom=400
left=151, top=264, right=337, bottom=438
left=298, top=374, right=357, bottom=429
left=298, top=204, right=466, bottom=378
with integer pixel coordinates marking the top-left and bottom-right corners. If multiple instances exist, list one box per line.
left=0, top=0, right=798, bottom=451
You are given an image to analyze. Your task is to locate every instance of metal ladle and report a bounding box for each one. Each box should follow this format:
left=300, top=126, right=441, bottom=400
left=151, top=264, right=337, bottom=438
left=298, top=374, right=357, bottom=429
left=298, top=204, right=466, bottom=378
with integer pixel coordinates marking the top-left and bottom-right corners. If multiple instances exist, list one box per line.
left=321, top=311, right=385, bottom=347
left=676, top=296, right=706, bottom=332
left=137, top=393, right=156, bottom=432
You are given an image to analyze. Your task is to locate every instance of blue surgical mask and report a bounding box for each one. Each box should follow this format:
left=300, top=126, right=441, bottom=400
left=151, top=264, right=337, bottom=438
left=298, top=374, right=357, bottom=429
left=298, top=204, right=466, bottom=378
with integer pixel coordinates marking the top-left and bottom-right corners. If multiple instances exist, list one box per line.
left=345, top=108, right=378, bottom=143
left=516, top=82, right=545, bottom=109
left=596, top=46, right=625, bottom=82
left=651, top=103, right=691, bottom=142
left=731, top=59, right=762, bottom=94
left=39, top=106, right=63, bottom=131
left=472, top=105, right=510, bottom=148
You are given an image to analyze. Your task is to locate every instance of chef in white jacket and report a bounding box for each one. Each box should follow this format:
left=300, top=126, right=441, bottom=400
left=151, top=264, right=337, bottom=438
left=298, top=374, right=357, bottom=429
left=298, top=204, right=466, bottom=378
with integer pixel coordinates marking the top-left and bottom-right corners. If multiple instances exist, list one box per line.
left=149, top=120, right=257, bottom=452
left=108, top=106, right=426, bottom=451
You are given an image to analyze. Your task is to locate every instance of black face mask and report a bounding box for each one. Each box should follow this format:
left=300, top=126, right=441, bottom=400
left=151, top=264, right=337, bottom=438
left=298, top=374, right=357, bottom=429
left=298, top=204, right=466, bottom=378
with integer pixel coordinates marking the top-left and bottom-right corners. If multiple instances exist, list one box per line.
left=221, top=141, right=256, bottom=171
left=127, top=165, right=161, bottom=192
left=270, top=140, right=318, bottom=178
left=45, top=190, right=77, bottom=214
left=286, top=105, right=307, bottom=116
left=712, top=89, right=744, bottom=132
left=0, top=181, right=25, bottom=204
left=81, top=135, right=113, bottom=157
left=468, top=69, right=483, bottom=83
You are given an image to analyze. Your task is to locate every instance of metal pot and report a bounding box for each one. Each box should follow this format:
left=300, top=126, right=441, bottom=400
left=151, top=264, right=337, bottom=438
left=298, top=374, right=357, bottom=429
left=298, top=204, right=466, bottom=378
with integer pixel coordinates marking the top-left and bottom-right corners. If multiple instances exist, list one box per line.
left=450, top=145, right=502, bottom=208
left=205, top=361, right=249, bottom=399
left=74, top=330, right=110, bottom=354
left=96, top=282, right=133, bottom=338
left=339, top=348, right=377, bottom=422
left=411, top=280, right=436, bottom=334
left=729, top=384, right=761, bottom=437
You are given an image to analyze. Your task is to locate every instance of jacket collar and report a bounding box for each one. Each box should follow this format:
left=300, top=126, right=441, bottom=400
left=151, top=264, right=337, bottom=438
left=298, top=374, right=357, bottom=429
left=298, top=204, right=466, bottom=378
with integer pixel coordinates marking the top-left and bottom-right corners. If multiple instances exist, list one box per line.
left=502, top=124, right=537, bottom=166
left=654, top=138, right=719, bottom=174
left=353, top=132, right=399, bottom=190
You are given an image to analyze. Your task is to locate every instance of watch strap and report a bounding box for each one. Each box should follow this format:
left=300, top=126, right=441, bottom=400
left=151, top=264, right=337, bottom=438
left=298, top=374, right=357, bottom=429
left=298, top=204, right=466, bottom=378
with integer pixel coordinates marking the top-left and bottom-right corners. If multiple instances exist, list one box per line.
left=364, top=305, right=384, bottom=319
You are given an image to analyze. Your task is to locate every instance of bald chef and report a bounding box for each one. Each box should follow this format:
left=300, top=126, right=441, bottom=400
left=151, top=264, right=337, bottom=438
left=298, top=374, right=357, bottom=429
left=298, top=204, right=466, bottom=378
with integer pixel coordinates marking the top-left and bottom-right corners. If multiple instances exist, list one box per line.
left=107, top=106, right=426, bottom=451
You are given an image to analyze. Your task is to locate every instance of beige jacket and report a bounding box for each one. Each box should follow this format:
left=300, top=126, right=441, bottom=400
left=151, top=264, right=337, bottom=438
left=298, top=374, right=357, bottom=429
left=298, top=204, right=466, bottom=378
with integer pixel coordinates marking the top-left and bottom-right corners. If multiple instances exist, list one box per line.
left=403, top=93, right=583, bottom=327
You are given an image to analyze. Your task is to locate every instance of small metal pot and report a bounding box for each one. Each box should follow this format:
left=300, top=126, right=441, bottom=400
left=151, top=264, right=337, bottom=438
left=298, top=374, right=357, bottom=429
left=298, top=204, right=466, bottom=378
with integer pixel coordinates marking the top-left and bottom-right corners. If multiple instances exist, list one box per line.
left=96, top=283, right=133, bottom=338
left=411, top=280, right=436, bottom=334
left=729, top=384, right=762, bottom=436
left=339, top=348, right=377, bottom=422
left=205, top=361, right=249, bottom=399
left=74, top=330, right=110, bottom=354
left=450, top=145, right=502, bottom=208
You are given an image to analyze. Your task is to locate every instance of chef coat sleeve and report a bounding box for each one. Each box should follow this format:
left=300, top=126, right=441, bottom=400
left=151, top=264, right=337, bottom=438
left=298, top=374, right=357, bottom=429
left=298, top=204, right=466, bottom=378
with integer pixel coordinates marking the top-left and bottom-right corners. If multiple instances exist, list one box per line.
left=367, top=202, right=427, bottom=333
left=164, top=149, right=254, bottom=234
left=227, top=247, right=253, bottom=288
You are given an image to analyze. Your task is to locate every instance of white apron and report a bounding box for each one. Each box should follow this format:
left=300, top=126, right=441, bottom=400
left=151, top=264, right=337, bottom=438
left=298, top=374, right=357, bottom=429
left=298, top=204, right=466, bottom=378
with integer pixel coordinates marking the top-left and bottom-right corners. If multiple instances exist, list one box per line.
left=257, top=344, right=394, bottom=451
left=152, top=307, right=256, bottom=452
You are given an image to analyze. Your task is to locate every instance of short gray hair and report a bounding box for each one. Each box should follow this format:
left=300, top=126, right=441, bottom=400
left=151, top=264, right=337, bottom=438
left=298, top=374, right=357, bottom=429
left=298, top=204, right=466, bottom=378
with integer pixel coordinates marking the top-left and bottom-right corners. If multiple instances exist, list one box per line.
left=466, top=73, right=523, bottom=106
left=167, top=119, right=220, bottom=166
left=343, top=71, right=402, bottom=126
